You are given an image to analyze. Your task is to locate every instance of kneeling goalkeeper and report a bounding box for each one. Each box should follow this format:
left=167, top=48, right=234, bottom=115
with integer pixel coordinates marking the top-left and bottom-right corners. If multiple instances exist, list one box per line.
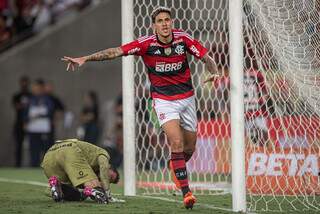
left=41, top=139, right=120, bottom=204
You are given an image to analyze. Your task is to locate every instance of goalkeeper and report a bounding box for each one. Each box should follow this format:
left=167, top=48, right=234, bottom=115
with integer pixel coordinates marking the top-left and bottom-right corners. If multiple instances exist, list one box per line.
left=41, top=139, right=120, bottom=204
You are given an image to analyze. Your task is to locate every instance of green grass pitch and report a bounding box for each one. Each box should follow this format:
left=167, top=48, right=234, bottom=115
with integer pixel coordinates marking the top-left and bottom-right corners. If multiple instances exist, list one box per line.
left=0, top=168, right=318, bottom=213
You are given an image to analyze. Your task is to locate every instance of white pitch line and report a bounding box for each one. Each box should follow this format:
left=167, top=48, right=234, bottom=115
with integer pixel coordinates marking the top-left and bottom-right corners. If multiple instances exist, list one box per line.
left=0, top=177, right=48, bottom=187
left=0, top=177, right=234, bottom=212
left=137, top=195, right=234, bottom=212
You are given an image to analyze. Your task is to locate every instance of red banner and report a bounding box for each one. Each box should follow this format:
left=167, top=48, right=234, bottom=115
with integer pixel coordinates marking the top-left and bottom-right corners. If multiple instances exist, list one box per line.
left=196, top=116, right=320, bottom=195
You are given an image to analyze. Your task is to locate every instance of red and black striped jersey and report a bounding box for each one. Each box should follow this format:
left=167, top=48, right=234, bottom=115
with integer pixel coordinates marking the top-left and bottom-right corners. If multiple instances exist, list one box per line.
left=121, top=29, right=208, bottom=100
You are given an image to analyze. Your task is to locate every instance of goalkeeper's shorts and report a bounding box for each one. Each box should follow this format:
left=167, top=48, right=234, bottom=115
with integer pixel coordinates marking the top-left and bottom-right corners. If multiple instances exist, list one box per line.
left=153, top=95, right=197, bottom=132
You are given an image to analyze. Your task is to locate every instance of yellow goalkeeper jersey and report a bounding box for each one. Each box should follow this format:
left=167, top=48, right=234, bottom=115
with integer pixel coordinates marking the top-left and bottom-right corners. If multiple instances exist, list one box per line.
left=41, top=139, right=111, bottom=190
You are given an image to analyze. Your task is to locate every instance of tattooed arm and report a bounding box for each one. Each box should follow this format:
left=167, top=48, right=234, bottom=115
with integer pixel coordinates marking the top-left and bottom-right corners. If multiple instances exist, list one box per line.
left=61, top=47, right=123, bottom=71
left=201, top=53, right=217, bottom=74
left=201, top=53, right=223, bottom=84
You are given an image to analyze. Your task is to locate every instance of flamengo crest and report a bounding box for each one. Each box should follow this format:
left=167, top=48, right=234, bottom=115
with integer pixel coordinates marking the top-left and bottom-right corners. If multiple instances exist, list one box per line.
left=175, top=45, right=184, bottom=55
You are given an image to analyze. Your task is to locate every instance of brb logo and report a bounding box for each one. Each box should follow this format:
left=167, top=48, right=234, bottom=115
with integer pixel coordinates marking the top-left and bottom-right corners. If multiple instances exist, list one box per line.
left=155, top=61, right=183, bottom=72
left=247, top=152, right=319, bottom=176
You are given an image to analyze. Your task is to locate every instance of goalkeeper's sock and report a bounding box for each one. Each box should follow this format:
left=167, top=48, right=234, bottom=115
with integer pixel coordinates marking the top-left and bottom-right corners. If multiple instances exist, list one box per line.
left=171, top=152, right=190, bottom=197
left=60, top=183, right=85, bottom=201
left=183, top=151, right=193, bottom=162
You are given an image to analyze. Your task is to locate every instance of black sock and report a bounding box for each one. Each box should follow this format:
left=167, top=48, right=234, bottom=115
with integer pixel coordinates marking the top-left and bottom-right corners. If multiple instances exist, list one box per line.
left=61, top=184, right=84, bottom=201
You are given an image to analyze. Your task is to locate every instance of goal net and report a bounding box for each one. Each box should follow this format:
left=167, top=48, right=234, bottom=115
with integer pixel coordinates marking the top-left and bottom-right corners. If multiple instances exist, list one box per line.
left=131, top=0, right=320, bottom=212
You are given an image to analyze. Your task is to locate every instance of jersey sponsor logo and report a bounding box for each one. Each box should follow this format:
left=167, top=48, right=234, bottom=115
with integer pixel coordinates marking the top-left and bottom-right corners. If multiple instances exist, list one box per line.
left=190, top=45, right=200, bottom=57
left=155, top=61, right=183, bottom=72
left=175, top=45, right=184, bottom=55
left=128, top=47, right=140, bottom=54
left=154, top=49, right=161, bottom=55
left=247, top=152, right=318, bottom=176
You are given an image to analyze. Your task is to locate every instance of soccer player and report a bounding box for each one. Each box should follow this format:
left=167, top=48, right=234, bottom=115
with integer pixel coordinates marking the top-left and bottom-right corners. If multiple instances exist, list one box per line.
left=41, top=139, right=120, bottom=204
left=61, top=6, right=217, bottom=209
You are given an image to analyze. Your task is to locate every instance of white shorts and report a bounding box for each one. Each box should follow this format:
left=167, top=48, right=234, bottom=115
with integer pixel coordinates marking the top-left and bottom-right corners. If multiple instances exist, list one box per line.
left=153, top=96, right=197, bottom=132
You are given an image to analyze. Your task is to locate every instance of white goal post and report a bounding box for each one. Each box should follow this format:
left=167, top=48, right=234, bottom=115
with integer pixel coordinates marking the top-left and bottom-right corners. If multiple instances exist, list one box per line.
left=229, top=0, right=246, bottom=211
left=122, top=0, right=320, bottom=212
left=121, top=0, right=136, bottom=196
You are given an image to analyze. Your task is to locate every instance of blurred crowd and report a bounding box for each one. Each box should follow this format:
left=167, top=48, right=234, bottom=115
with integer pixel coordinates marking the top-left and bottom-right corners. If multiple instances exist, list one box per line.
left=0, top=0, right=93, bottom=51
left=12, top=75, right=124, bottom=168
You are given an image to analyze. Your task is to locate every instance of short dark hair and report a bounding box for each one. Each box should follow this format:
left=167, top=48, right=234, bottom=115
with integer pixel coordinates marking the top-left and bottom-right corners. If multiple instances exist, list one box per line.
left=111, top=167, right=120, bottom=184
left=151, top=6, right=171, bottom=23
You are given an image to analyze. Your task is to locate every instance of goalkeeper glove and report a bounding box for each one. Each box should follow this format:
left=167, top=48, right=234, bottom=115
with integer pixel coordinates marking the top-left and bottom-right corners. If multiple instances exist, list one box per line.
left=83, top=187, right=108, bottom=204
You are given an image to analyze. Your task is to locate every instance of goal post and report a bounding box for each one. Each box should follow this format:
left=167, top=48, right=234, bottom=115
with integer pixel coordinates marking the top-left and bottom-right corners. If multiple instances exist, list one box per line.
left=229, top=0, right=246, bottom=212
left=121, top=0, right=136, bottom=196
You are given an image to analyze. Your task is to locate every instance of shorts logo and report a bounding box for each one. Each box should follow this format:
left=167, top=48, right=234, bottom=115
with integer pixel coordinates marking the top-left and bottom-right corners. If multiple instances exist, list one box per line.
left=77, top=170, right=88, bottom=179
left=159, top=113, right=166, bottom=120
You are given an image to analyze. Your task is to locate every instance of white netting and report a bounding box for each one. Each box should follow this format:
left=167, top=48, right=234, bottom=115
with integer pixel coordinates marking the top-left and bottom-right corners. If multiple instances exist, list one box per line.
left=132, top=0, right=320, bottom=212
left=243, top=0, right=320, bottom=211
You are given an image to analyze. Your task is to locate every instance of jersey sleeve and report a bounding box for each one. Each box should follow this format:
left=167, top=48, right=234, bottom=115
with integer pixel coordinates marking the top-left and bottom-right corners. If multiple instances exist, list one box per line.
left=97, top=155, right=111, bottom=191
left=120, top=38, right=146, bottom=56
left=183, top=33, right=208, bottom=59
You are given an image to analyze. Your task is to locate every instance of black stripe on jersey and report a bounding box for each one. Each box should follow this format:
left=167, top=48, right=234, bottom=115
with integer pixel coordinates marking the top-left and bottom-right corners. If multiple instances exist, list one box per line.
left=150, top=79, right=193, bottom=96
left=146, top=43, right=186, bottom=57
left=146, top=59, right=188, bottom=76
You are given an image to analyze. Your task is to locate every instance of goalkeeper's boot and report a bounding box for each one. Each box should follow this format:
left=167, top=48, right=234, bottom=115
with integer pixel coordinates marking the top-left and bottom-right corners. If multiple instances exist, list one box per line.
left=48, top=176, right=63, bottom=202
left=169, top=160, right=181, bottom=189
left=183, top=192, right=196, bottom=209
left=83, top=186, right=108, bottom=204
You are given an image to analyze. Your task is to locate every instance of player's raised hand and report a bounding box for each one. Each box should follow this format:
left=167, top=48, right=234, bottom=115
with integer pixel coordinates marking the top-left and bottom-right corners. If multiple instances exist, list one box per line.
left=61, top=56, right=87, bottom=71
left=203, top=74, right=220, bottom=84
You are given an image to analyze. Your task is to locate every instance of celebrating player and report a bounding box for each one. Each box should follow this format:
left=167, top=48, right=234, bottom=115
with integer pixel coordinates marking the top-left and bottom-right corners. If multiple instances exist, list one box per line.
left=41, top=139, right=120, bottom=204
left=62, top=6, right=217, bottom=209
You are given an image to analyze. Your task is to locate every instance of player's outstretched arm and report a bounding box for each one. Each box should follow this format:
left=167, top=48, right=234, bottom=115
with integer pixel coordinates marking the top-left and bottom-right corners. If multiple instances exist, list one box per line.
left=202, top=53, right=221, bottom=84
left=202, top=53, right=217, bottom=74
left=61, top=47, right=124, bottom=71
